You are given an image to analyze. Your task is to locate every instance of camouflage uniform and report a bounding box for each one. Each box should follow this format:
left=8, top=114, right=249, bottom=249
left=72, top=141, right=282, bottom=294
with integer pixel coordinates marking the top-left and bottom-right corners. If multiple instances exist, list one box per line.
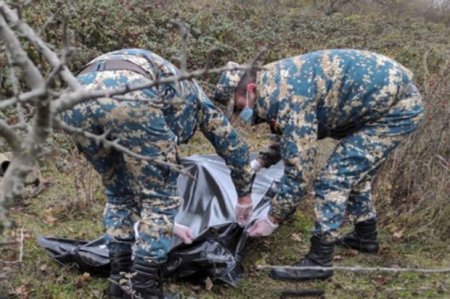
left=216, top=49, right=423, bottom=239
left=63, top=49, right=254, bottom=261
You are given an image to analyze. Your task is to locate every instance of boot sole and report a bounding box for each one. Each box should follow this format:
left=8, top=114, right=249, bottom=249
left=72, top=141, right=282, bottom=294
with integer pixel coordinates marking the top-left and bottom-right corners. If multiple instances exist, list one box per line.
left=336, top=239, right=379, bottom=254
left=269, top=270, right=333, bottom=282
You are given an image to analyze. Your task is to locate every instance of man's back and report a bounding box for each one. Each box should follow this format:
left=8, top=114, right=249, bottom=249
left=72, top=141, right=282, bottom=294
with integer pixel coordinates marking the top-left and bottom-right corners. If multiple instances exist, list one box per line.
left=257, top=49, right=419, bottom=135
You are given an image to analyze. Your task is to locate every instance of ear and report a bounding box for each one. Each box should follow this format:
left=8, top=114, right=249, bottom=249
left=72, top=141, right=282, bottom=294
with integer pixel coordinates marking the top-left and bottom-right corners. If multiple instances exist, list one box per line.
left=247, top=83, right=257, bottom=93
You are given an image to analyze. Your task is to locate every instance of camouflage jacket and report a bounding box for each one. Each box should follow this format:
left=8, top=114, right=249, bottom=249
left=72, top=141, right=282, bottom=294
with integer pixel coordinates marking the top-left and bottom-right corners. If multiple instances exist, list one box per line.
left=86, top=49, right=254, bottom=196
left=254, top=49, right=421, bottom=219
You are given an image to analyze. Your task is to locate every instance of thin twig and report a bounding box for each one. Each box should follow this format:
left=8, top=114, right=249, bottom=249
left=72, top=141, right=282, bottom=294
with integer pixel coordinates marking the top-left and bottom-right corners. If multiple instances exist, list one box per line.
left=0, top=119, right=19, bottom=151
left=256, top=264, right=450, bottom=273
left=0, top=89, right=47, bottom=110
left=45, top=62, right=65, bottom=87
left=203, top=48, right=222, bottom=70
left=0, top=2, right=81, bottom=89
left=54, top=119, right=195, bottom=180
left=249, top=47, right=268, bottom=68
left=4, top=48, right=27, bottom=123
left=54, top=63, right=264, bottom=113
left=37, top=6, right=63, bottom=35
left=436, top=155, right=450, bottom=171
left=0, top=9, right=44, bottom=90
left=18, top=228, right=24, bottom=262
left=170, top=19, right=189, bottom=73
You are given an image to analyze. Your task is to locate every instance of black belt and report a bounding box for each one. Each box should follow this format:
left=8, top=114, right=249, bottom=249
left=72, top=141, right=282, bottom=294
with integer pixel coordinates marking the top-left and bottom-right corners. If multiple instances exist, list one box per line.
left=77, top=59, right=149, bottom=78
left=318, top=121, right=363, bottom=140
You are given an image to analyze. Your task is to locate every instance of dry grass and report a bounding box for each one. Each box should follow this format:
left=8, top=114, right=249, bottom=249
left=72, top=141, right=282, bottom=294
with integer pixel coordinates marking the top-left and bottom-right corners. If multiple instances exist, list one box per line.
left=374, top=53, right=450, bottom=241
left=1, top=0, right=450, bottom=298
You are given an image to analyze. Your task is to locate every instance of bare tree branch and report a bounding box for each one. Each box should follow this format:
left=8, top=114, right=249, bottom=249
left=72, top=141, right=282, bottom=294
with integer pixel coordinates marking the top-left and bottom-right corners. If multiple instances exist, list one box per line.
left=0, top=4, right=52, bottom=229
left=53, top=63, right=262, bottom=114
left=0, top=8, right=45, bottom=90
left=249, top=47, right=268, bottom=68
left=256, top=264, right=450, bottom=274
left=170, top=19, right=189, bottom=73
left=0, top=2, right=81, bottom=90
left=0, top=89, right=47, bottom=111
left=0, top=119, right=19, bottom=151
left=54, top=119, right=195, bottom=180
left=4, top=48, right=25, bottom=120
left=37, top=6, right=62, bottom=36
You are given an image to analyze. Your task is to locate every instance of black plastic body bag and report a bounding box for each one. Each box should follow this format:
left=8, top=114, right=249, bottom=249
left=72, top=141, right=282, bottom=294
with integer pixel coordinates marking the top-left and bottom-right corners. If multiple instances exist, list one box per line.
left=38, top=155, right=283, bottom=286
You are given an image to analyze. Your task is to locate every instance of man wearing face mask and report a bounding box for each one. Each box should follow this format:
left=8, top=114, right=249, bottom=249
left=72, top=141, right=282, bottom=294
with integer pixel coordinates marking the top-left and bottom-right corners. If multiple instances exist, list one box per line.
left=211, top=49, right=424, bottom=281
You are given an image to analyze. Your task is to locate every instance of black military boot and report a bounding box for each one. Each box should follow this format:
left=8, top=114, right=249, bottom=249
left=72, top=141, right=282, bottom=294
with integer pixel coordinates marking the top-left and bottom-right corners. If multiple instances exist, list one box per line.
left=270, top=235, right=334, bottom=281
left=128, top=257, right=180, bottom=299
left=337, top=218, right=379, bottom=253
left=108, top=251, right=132, bottom=299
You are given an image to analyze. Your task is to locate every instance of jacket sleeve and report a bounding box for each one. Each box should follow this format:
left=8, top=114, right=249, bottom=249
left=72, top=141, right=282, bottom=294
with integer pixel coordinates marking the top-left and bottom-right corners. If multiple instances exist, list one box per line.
left=196, top=88, right=254, bottom=197
left=269, top=98, right=318, bottom=220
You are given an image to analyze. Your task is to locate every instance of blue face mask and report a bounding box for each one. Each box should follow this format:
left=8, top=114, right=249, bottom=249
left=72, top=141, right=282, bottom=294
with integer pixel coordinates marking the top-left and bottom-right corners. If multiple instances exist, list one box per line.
left=239, top=90, right=254, bottom=123
left=239, top=107, right=254, bottom=122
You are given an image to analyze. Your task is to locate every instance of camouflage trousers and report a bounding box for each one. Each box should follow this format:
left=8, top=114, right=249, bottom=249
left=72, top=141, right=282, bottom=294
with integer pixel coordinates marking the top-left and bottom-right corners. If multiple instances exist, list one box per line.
left=62, top=70, right=181, bottom=262
left=313, top=84, right=424, bottom=239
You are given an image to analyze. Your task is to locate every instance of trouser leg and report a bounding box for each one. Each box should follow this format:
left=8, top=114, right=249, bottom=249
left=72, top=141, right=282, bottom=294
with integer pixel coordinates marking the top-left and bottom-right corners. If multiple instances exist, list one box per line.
left=346, top=175, right=376, bottom=223
left=271, top=83, right=423, bottom=282
left=313, top=92, right=423, bottom=238
left=101, top=100, right=181, bottom=298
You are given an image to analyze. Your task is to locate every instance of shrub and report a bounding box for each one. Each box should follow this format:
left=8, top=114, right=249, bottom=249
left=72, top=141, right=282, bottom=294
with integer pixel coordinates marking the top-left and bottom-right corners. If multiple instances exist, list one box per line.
left=1, top=0, right=449, bottom=240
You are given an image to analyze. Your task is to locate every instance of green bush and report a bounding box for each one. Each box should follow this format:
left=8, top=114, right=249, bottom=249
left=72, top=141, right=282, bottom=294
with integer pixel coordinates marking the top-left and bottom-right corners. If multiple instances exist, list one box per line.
left=2, top=0, right=449, bottom=241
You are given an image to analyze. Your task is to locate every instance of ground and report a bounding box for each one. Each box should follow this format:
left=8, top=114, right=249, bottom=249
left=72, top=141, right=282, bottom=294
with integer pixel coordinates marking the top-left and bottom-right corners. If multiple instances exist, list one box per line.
left=0, top=1, right=449, bottom=297
left=2, top=128, right=449, bottom=298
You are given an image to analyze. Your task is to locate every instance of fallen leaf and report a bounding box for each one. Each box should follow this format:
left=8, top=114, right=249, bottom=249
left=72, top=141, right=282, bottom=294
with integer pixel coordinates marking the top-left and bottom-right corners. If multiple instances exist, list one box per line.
left=204, top=277, right=213, bottom=291
left=262, top=240, right=272, bottom=247
left=374, top=275, right=386, bottom=285
left=75, top=272, right=91, bottom=289
left=14, top=285, right=29, bottom=298
left=393, top=228, right=405, bottom=240
left=190, top=284, right=201, bottom=291
left=44, top=215, right=58, bottom=225
left=378, top=246, right=390, bottom=256
left=435, top=280, right=448, bottom=293
left=345, top=249, right=359, bottom=257
left=291, top=233, right=302, bottom=242
left=90, top=290, right=103, bottom=298
left=39, top=264, right=48, bottom=273
left=56, top=275, right=65, bottom=284
left=81, top=272, right=91, bottom=281
left=334, top=254, right=343, bottom=261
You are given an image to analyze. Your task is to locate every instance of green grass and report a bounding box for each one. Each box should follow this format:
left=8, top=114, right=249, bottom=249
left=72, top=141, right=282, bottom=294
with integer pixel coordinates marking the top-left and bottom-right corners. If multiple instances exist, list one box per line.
left=2, top=132, right=449, bottom=298
left=1, top=0, right=450, bottom=298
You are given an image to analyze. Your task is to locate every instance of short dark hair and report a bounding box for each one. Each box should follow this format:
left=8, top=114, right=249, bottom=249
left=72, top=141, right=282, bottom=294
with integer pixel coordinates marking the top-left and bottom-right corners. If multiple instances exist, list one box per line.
left=235, top=68, right=257, bottom=96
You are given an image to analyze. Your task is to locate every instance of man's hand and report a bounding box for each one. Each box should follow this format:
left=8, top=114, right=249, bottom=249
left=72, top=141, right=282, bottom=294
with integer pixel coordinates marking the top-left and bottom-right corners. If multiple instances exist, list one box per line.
left=236, top=194, right=253, bottom=226
left=246, top=215, right=279, bottom=237
left=173, top=223, right=194, bottom=244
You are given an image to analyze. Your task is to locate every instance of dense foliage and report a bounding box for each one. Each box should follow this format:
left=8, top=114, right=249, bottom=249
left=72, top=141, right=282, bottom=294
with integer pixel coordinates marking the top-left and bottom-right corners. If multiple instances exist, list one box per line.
left=0, top=1, right=448, bottom=297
